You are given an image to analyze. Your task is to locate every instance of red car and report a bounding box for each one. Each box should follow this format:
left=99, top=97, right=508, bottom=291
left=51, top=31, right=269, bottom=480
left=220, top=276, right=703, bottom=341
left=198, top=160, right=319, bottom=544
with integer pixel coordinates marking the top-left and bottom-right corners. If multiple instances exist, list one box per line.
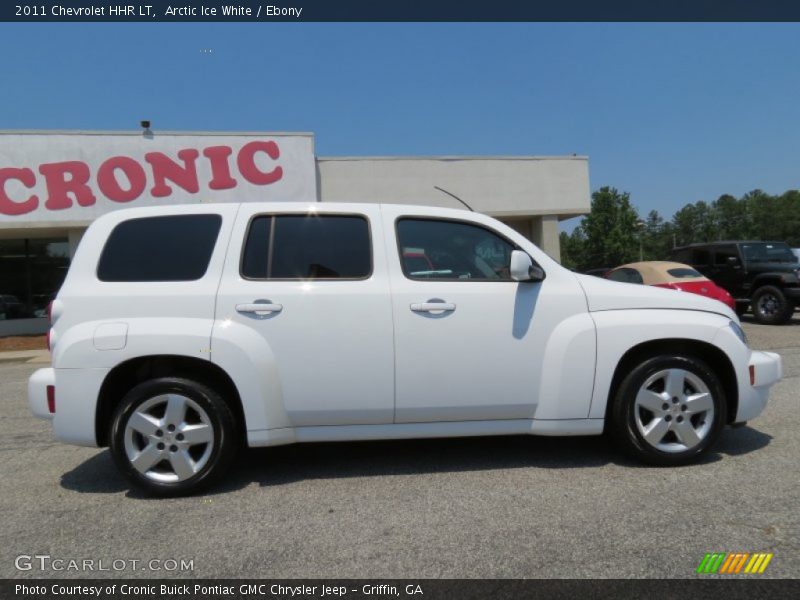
left=605, top=261, right=736, bottom=310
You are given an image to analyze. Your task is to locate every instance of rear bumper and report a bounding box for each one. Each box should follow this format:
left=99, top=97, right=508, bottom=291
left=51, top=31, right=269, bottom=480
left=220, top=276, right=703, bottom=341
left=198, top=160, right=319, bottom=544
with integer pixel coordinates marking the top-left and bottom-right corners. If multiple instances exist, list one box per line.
left=28, top=367, right=55, bottom=420
left=27, top=366, right=108, bottom=447
left=735, top=351, right=782, bottom=423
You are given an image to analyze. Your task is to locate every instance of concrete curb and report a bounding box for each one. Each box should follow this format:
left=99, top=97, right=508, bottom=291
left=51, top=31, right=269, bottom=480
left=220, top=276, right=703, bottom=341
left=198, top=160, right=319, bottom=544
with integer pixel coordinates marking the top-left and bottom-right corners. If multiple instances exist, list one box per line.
left=0, top=350, right=51, bottom=365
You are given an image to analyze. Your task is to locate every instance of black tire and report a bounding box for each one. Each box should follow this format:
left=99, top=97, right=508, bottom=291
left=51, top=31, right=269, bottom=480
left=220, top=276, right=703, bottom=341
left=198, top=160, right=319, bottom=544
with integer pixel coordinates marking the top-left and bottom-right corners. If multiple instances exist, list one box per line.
left=751, top=285, right=794, bottom=325
left=734, top=302, right=749, bottom=317
left=109, top=377, right=238, bottom=497
left=609, top=355, right=726, bottom=466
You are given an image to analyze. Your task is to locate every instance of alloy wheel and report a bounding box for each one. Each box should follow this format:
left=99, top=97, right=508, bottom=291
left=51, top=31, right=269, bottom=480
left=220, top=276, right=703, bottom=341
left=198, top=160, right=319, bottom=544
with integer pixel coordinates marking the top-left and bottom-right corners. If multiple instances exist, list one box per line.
left=633, top=368, right=714, bottom=453
left=756, top=293, right=779, bottom=317
left=123, top=394, right=214, bottom=483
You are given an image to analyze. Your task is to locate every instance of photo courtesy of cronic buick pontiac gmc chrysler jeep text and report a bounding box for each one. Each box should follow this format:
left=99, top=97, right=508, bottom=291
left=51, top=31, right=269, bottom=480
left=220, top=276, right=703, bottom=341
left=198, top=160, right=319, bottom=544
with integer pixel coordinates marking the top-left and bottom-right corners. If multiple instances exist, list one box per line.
left=28, top=203, right=783, bottom=496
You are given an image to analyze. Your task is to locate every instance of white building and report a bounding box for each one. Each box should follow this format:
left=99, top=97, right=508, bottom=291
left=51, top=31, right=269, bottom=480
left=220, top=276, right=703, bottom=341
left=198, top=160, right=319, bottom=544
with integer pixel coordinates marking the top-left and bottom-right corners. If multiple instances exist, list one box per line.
left=0, top=131, right=589, bottom=335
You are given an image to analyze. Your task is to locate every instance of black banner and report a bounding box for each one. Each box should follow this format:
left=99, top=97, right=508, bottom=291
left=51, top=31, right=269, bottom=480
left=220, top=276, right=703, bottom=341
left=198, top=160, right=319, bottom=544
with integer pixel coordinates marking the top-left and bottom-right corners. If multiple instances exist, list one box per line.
left=3, top=579, right=800, bottom=600
left=4, top=1, right=800, bottom=22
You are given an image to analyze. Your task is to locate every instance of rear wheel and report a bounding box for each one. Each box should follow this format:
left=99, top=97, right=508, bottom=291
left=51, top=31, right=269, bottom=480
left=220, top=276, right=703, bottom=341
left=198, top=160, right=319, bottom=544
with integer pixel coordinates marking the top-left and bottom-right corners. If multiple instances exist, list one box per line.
left=110, top=377, right=238, bottom=496
left=751, top=285, right=793, bottom=325
left=610, top=355, right=726, bottom=465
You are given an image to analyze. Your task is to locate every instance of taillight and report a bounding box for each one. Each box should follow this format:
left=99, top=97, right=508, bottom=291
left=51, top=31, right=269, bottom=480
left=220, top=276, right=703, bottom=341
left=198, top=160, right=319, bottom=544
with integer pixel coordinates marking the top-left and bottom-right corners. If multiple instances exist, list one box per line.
left=749, top=365, right=756, bottom=386
left=46, top=385, right=56, bottom=414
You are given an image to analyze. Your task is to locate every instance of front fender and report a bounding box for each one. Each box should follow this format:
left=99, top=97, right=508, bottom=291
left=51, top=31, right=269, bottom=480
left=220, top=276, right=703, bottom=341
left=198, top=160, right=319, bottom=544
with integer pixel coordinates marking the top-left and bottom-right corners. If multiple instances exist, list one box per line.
left=533, top=312, right=597, bottom=419
left=588, top=309, right=734, bottom=419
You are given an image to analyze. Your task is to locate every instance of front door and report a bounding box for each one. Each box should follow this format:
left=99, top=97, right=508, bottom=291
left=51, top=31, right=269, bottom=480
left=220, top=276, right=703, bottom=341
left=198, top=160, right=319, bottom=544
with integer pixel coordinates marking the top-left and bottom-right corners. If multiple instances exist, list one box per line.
left=383, top=209, right=550, bottom=423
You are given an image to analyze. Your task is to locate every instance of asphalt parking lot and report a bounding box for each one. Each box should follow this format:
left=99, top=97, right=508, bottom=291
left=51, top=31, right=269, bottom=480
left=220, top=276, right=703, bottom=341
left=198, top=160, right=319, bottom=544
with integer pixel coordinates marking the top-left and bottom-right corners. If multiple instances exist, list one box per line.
left=1, top=315, right=798, bottom=580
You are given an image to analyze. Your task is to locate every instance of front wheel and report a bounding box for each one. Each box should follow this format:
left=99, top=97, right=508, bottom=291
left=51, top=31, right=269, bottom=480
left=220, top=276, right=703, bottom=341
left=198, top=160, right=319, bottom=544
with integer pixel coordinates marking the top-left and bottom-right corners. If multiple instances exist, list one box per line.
left=751, top=285, right=794, bottom=325
left=110, top=377, right=238, bottom=496
left=609, top=355, right=726, bottom=466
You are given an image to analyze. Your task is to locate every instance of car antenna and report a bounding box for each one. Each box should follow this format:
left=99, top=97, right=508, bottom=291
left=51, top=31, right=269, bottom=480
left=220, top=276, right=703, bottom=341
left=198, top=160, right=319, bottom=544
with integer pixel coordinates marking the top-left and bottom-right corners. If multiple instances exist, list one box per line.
left=434, top=186, right=474, bottom=211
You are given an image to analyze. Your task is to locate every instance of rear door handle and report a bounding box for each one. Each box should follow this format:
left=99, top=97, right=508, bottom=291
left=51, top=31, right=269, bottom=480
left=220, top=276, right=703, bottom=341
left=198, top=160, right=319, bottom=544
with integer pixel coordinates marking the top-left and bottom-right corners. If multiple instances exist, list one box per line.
left=410, top=302, right=456, bottom=313
left=236, top=303, right=283, bottom=315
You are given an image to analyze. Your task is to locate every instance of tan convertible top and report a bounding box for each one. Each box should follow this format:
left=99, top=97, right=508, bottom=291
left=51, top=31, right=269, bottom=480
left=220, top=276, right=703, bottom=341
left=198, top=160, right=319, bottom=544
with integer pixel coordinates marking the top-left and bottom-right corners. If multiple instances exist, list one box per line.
left=615, top=261, right=708, bottom=285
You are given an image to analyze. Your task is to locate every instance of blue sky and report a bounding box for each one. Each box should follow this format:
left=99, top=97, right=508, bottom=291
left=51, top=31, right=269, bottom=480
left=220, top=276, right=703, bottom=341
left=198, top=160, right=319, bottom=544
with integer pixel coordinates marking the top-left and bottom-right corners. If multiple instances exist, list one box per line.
left=1, top=23, right=799, bottom=231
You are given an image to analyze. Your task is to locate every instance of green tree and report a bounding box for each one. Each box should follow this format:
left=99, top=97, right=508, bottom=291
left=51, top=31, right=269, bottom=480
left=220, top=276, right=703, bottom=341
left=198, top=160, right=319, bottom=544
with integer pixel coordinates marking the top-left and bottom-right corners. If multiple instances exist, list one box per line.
left=581, top=187, right=640, bottom=268
left=641, top=210, right=674, bottom=260
left=712, top=193, right=751, bottom=240
left=559, top=227, right=586, bottom=270
left=744, top=189, right=776, bottom=241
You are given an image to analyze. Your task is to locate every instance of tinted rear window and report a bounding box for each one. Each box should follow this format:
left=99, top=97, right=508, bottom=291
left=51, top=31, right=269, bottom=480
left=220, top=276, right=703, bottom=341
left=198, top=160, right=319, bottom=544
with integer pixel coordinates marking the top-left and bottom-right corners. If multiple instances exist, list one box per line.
left=241, top=214, right=371, bottom=279
left=97, top=214, right=222, bottom=282
left=667, top=267, right=702, bottom=278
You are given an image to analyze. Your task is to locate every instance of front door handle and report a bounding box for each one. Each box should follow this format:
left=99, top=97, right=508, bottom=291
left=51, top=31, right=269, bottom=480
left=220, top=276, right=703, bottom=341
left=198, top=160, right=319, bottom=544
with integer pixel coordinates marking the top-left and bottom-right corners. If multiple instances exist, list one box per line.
left=236, top=302, right=283, bottom=315
left=410, top=302, right=456, bottom=313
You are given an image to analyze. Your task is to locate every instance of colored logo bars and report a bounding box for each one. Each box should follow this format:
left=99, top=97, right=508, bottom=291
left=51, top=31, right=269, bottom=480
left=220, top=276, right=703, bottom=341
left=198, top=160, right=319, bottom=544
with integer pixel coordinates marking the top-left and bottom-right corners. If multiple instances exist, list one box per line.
left=696, top=552, right=773, bottom=574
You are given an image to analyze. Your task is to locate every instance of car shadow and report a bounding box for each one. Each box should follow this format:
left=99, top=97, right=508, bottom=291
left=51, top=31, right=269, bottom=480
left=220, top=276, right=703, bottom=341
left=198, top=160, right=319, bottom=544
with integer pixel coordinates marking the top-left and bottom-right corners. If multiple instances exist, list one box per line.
left=59, top=426, right=772, bottom=498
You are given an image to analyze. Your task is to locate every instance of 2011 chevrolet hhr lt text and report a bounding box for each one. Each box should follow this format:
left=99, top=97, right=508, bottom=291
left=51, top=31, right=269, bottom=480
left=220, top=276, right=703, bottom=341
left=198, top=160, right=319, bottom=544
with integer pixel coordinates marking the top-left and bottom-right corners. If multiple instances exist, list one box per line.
left=28, top=203, right=783, bottom=495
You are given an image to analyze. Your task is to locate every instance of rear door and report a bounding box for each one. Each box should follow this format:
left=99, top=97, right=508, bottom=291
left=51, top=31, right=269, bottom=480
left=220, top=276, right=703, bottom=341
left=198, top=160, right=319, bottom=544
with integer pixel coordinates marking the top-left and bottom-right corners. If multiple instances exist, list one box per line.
left=710, top=244, right=745, bottom=296
left=215, top=205, right=395, bottom=426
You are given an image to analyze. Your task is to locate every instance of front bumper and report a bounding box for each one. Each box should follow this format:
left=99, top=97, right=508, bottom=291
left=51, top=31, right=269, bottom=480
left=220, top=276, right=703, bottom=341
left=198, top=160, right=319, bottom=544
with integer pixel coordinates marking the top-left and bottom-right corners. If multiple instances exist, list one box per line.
left=735, top=350, right=782, bottom=423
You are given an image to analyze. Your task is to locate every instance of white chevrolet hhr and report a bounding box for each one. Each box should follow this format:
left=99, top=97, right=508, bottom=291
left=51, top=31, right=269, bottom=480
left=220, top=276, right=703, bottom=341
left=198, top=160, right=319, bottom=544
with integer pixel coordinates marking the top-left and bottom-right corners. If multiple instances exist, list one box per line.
left=29, top=203, right=782, bottom=496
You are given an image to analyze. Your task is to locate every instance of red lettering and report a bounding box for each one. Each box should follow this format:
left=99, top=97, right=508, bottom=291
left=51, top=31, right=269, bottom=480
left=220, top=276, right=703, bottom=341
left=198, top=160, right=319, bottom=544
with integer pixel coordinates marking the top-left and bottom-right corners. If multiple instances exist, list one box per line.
left=38, top=161, right=96, bottom=210
left=145, top=149, right=200, bottom=197
left=237, top=141, right=283, bottom=186
left=97, top=157, right=147, bottom=202
left=203, top=146, right=237, bottom=190
left=0, top=167, right=39, bottom=216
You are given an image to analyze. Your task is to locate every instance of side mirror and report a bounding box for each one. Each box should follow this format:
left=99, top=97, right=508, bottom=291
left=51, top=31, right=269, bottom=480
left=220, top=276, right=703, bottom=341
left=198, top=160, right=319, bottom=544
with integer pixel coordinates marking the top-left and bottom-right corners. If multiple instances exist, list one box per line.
left=510, top=250, right=546, bottom=282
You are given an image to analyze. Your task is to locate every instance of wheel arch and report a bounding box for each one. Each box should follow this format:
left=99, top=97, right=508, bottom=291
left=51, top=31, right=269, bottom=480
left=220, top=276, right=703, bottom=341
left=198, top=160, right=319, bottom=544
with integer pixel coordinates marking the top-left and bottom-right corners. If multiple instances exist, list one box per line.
left=95, top=355, right=245, bottom=447
left=751, top=275, right=792, bottom=295
left=604, top=338, right=738, bottom=428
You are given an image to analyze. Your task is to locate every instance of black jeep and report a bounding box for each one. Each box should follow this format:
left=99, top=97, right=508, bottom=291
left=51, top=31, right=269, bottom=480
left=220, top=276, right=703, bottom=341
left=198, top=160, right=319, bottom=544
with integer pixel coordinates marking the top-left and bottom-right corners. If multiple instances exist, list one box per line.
left=670, top=241, right=800, bottom=325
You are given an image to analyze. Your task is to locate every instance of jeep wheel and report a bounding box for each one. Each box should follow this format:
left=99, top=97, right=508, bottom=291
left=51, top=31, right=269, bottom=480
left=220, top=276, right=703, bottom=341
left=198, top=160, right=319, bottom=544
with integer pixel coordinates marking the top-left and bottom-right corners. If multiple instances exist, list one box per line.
left=110, top=377, right=238, bottom=496
left=734, top=302, right=748, bottom=317
left=752, top=285, right=794, bottom=325
left=609, top=355, right=726, bottom=466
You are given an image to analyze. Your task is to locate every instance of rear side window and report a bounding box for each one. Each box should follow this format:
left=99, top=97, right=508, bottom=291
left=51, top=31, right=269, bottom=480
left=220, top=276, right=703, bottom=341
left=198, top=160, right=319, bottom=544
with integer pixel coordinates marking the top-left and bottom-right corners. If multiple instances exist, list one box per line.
left=97, top=215, right=222, bottom=282
left=667, top=267, right=702, bottom=278
left=691, top=249, right=710, bottom=265
left=607, top=268, right=643, bottom=284
left=714, top=246, right=739, bottom=265
left=241, top=214, right=371, bottom=280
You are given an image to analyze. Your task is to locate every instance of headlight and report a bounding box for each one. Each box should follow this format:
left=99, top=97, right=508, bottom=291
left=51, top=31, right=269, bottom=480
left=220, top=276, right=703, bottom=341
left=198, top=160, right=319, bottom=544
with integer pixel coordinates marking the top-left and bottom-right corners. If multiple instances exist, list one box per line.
left=729, top=320, right=748, bottom=346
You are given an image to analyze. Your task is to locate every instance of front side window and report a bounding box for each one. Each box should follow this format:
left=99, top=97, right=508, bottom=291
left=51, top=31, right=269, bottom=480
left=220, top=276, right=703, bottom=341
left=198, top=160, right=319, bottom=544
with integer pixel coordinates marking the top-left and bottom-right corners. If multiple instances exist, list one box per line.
left=241, top=214, right=371, bottom=280
left=396, top=218, right=515, bottom=280
left=97, top=214, right=222, bottom=282
left=741, top=242, right=796, bottom=264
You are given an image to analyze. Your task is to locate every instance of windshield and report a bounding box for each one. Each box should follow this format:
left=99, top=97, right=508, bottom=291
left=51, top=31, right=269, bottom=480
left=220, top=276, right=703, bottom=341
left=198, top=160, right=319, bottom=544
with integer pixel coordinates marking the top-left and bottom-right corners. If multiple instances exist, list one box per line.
left=741, top=242, right=797, bottom=263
